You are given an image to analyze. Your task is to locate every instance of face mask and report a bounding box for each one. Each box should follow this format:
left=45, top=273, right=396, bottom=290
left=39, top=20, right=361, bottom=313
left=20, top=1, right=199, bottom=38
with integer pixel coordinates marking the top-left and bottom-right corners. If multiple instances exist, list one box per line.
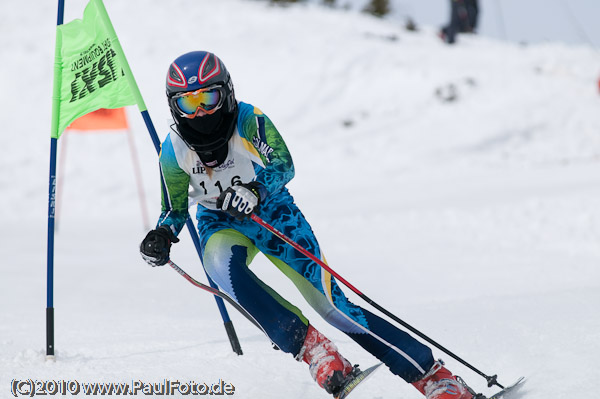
left=184, top=111, right=224, bottom=135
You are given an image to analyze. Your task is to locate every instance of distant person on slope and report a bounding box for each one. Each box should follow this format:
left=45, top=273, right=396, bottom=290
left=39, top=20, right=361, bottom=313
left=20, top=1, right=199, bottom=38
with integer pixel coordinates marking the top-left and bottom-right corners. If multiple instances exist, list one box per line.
left=440, top=0, right=479, bottom=44
left=139, top=50, right=474, bottom=399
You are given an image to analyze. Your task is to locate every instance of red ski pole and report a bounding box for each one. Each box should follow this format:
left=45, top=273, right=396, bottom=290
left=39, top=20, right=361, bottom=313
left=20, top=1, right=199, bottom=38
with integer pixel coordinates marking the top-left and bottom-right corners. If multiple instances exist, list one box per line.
left=250, top=214, right=504, bottom=389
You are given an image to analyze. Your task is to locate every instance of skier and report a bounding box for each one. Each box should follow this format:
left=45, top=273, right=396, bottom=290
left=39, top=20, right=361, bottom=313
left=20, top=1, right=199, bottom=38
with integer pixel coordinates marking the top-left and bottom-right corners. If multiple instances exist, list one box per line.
left=440, top=0, right=479, bottom=44
left=140, top=51, right=473, bottom=399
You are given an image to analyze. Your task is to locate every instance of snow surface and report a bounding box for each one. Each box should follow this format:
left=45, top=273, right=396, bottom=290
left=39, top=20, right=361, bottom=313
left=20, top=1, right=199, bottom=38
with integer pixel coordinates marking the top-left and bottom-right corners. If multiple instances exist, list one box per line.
left=2, top=0, right=600, bottom=398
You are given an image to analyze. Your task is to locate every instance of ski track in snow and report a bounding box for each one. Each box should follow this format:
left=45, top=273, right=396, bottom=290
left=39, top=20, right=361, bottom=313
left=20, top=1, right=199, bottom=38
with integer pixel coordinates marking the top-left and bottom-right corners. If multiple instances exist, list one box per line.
left=2, top=1, right=600, bottom=398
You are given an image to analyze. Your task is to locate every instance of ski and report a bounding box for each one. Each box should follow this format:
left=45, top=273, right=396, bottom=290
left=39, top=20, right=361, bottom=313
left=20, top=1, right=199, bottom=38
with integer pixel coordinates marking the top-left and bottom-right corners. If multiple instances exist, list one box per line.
left=335, top=363, right=384, bottom=399
left=488, top=377, right=525, bottom=399
left=461, top=376, right=525, bottom=399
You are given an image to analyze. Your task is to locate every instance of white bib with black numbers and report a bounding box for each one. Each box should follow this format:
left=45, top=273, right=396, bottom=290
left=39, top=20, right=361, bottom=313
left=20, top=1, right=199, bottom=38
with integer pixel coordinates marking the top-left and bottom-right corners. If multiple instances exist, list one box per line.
left=171, top=130, right=265, bottom=210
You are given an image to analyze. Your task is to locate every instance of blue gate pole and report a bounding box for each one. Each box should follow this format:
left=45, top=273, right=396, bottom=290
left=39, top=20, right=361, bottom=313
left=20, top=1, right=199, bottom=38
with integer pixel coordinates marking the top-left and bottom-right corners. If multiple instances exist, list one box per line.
left=46, top=137, right=57, bottom=358
left=46, top=0, right=65, bottom=359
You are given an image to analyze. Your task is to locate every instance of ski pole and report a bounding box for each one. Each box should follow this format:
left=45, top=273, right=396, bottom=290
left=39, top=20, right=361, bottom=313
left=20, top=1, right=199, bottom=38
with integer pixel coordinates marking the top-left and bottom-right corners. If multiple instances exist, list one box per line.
left=250, top=214, right=504, bottom=389
left=167, top=260, right=264, bottom=354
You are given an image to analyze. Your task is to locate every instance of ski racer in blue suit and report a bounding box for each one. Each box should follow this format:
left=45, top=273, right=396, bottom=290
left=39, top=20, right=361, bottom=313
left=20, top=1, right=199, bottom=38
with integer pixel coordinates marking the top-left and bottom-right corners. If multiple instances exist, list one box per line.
left=140, top=51, right=474, bottom=399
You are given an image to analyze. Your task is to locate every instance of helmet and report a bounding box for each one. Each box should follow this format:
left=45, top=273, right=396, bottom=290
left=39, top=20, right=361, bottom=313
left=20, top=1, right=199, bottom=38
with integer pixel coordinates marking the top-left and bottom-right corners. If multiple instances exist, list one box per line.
left=166, top=51, right=237, bottom=167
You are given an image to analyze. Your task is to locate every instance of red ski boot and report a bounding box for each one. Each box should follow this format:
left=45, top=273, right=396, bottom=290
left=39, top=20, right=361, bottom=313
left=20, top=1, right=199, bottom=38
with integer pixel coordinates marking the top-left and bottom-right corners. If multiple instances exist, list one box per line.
left=412, top=361, right=473, bottom=399
left=298, top=325, right=354, bottom=395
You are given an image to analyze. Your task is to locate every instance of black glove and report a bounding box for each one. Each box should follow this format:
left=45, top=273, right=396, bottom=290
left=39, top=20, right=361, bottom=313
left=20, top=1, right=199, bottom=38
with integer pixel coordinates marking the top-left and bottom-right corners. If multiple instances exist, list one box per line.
left=140, top=225, right=180, bottom=266
left=216, top=182, right=263, bottom=221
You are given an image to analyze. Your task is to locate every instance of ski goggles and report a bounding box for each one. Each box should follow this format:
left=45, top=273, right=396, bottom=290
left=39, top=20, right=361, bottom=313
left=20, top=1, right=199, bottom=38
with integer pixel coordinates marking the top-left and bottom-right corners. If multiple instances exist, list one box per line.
left=170, top=85, right=225, bottom=118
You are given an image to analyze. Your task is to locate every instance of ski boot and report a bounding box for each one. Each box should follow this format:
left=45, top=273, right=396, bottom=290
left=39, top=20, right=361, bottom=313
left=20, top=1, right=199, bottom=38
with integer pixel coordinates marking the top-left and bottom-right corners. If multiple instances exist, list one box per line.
left=412, top=360, right=473, bottom=399
left=298, top=324, right=355, bottom=395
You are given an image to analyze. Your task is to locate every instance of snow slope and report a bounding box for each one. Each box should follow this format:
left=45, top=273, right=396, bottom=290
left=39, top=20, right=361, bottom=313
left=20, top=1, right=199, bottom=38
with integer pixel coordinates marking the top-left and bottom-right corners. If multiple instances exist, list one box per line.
left=1, top=1, right=600, bottom=398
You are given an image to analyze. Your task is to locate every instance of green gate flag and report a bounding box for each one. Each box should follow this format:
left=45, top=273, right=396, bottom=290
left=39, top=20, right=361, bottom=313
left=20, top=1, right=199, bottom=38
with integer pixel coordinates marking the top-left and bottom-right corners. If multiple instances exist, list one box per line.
left=52, top=0, right=136, bottom=138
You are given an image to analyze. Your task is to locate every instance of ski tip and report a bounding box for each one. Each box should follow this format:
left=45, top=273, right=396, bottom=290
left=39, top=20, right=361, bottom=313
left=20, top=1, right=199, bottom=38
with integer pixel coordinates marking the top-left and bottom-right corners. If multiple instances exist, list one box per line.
left=508, top=376, right=526, bottom=388
left=335, top=363, right=384, bottom=399
left=487, top=376, right=526, bottom=399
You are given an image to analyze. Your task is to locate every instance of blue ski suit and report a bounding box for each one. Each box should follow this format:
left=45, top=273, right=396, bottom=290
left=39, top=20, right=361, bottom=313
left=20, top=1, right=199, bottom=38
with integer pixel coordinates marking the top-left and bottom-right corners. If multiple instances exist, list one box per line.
left=155, top=102, right=434, bottom=382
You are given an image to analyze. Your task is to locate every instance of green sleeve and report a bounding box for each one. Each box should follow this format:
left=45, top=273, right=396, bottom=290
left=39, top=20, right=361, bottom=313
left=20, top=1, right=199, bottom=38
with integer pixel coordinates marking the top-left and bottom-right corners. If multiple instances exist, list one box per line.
left=156, top=134, right=190, bottom=236
left=238, top=102, right=295, bottom=196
